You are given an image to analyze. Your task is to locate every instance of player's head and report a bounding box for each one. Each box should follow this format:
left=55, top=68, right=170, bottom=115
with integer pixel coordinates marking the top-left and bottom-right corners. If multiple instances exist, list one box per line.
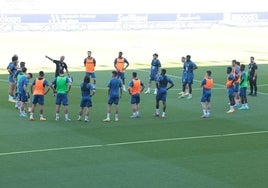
left=240, top=64, right=245, bottom=71
left=186, top=55, right=191, bottom=61
left=118, top=52, right=123, bottom=57
left=112, top=70, right=117, bottom=77
left=206, top=70, right=212, bottom=77
left=27, top=73, right=33, bottom=79
left=84, top=75, right=90, bottom=83
left=60, top=56, right=65, bottom=61
left=250, top=56, right=254, bottom=62
left=39, top=71, right=44, bottom=77
left=87, top=51, right=92, bottom=56
left=232, top=59, right=236, bottom=66
left=153, top=53, right=158, bottom=59
left=20, top=61, right=25, bottom=68
left=22, top=67, right=27, bottom=73
left=12, top=55, right=18, bottom=62
left=132, top=72, right=137, bottom=78
left=181, top=56, right=185, bottom=63
left=227, top=66, right=232, bottom=74
left=161, top=69, right=166, bottom=75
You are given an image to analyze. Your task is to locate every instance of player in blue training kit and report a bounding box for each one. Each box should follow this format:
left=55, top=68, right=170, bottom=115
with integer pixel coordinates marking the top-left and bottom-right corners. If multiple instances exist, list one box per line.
left=144, top=53, right=161, bottom=94
left=18, top=73, right=33, bottom=117
left=77, top=76, right=96, bottom=122
left=179, top=55, right=197, bottom=99
left=7, top=55, right=19, bottom=102
left=103, top=71, right=122, bottom=122
left=154, top=69, right=174, bottom=118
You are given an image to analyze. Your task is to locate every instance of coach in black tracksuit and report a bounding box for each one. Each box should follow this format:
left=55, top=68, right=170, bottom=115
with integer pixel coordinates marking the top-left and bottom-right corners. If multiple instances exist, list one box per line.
left=248, top=56, right=258, bottom=96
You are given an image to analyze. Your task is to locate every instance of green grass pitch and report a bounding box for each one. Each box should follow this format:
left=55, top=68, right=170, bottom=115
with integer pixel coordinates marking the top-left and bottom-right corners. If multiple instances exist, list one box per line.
left=0, top=64, right=268, bottom=187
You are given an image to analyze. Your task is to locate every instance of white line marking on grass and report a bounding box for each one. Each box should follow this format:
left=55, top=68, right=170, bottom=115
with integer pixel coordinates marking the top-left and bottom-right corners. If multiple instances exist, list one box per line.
left=0, top=144, right=103, bottom=156
left=1, top=130, right=268, bottom=157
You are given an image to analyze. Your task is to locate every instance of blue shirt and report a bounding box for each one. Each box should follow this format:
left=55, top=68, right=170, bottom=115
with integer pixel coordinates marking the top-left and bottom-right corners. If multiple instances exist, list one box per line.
left=150, top=59, right=161, bottom=75
left=108, top=78, right=122, bottom=97
left=7, top=62, right=17, bottom=76
left=184, top=60, right=197, bottom=74
left=18, top=75, right=29, bottom=93
left=80, top=82, right=95, bottom=97
left=157, top=75, right=173, bottom=93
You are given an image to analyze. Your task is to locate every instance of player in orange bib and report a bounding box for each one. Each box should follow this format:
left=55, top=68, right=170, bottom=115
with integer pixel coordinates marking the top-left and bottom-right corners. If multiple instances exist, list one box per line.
left=232, top=60, right=241, bottom=107
left=114, top=51, right=129, bottom=92
left=200, top=70, right=214, bottom=118
left=226, top=66, right=235, bottom=113
left=29, top=71, right=50, bottom=121
left=128, top=72, right=145, bottom=118
left=84, top=51, right=96, bottom=85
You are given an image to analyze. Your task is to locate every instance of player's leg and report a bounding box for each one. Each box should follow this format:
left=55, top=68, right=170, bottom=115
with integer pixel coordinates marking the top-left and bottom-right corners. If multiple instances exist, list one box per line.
left=114, top=97, right=120, bottom=121
left=19, top=92, right=28, bottom=117
left=39, top=104, right=46, bottom=121
left=120, top=73, right=127, bottom=92
left=187, top=83, right=193, bottom=99
left=253, top=77, right=257, bottom=96
left=136, top=94, right=140, bottom=117
left=145, top=77, right=153, bottom=94
left=130, top=95, right=137, bottom=118
left=154, top=94, right=161, bottom=116
left=77, top=107, right=83, bottom=121
left=84, top=99, right=92, bottom=122
left=29, top=95, right=38, bottom=120
left=248, top=77, right=253, bottom=95
left=161, top=93, right=167, bottom=117
left=55, top=94, right=61, bottom=120
left=78, top=98, right=85, bottom=121
left=84, top=107, right=90, bottom=122
left=227, top=90, right=235, bottom=113
left=179, top=81, right=187, bottom=98
left=63, top=94, right=70, bottom=121
left=201, top=93, right=208, bottom=117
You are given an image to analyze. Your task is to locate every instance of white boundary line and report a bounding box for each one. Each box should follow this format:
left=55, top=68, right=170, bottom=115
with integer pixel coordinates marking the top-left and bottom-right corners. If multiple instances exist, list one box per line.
left=1, top=130, right=268, bottom=157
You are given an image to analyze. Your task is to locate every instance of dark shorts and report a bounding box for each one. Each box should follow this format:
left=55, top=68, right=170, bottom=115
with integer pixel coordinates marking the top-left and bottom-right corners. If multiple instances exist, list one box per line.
left=149, top=73, right=158, bottom=81
left=156, top=91, right=167, bottom=102
left=32, top=95, right=45, bottom=105
left=108, top=96, right=119, bottom=105
left=85, top=72, right=96, bottom=79
left=80, top=97, right=92, bottom=108
left=239, top=87, right=247, bottom=97
left=18, top=91, right=29, bottom=103
left=56, top=93, right=68, bottom=105
left=117, top=72, right=125, bottom=80
left=201, top=90, right=211, bottom=102
left=8, top=74, right=15, bottom=83
left=227, top=87, right=235, bottom=98
left=234, top=82, right=239, bottom=92
left=182, top=75, right=194, bottom=85
left=131, top=93, right=140, bottom=104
